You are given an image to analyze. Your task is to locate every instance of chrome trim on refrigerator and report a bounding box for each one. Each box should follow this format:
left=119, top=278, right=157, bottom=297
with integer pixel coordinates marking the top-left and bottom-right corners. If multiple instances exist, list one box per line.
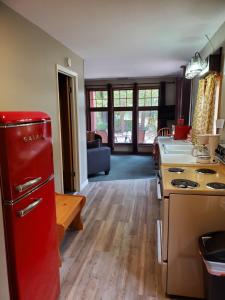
left=3, top=175, right=54, bottom=205
left=17, top=198, right=43, bottom=217
left=0, top=120, right=51, bottom=128
left=15, top=177, right=42, bottom=192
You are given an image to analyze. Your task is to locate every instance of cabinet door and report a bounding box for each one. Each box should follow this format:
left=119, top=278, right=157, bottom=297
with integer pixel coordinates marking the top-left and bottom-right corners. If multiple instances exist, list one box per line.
left=167, top=194, right=225, bottom=298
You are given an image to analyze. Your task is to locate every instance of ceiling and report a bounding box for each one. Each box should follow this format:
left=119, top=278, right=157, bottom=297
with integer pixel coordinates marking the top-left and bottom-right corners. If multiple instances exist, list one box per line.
left=3, top=0, right=225, bottom=79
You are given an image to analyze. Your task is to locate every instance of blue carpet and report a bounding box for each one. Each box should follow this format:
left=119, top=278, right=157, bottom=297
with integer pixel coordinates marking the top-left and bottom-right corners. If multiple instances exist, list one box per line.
left=88, top=154, right=156, bottom=182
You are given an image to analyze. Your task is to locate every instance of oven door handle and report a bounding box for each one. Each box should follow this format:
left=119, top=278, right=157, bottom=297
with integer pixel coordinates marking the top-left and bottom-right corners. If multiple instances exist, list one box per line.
left=15, top=177, right=42, bottom=192
left=157, top=178, right=162, bottom=200
left=17, top=198, right=43, bottom=217
left=157, top=170, right=162, bottom=180
left=156, top=219, right=162, bottom=264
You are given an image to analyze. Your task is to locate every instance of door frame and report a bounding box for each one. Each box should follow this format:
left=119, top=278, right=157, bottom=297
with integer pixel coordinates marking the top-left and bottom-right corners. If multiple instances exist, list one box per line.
left=56, top=64, right=81, bottom=192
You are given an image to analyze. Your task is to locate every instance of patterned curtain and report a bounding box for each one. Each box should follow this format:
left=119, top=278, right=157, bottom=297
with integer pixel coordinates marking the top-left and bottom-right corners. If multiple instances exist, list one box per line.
left=191, top=74, right=221, bottom=144
left=191, top=79, right=206, bottom=144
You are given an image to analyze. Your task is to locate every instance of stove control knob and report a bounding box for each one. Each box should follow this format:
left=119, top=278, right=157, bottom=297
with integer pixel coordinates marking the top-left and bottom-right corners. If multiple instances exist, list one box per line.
left=222, top=149, right=225, bottom=160
left=219, top=147, right=223, bottom=156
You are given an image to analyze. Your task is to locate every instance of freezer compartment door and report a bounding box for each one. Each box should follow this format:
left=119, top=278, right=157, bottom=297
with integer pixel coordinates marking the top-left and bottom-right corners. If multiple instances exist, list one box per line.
left=0, top=121, right=54, bottom=201
left=3, top=179, right=60, bottom=300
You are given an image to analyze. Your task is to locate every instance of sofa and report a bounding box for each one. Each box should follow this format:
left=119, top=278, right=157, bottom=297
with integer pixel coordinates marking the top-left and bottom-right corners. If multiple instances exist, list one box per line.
left=87, top=133, right=111, bottom=176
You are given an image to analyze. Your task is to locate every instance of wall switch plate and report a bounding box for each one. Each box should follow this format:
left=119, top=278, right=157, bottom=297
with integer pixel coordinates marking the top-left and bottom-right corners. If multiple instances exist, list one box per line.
left=216, top=119, right=225, bottom=129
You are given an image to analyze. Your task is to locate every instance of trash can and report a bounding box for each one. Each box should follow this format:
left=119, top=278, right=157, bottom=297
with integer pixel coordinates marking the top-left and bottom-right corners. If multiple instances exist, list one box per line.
left=199, top=231, right=225, bottom=300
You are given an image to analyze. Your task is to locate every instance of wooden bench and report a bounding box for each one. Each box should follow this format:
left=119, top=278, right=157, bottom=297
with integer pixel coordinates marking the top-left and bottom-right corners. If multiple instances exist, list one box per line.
left=55, top=193, right=86, bottom=245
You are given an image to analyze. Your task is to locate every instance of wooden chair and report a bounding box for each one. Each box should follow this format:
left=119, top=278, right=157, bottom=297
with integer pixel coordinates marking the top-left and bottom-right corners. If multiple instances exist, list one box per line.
left=152, top=127, right=171, bottom=165
left=157, top=127, right=171, bottom=137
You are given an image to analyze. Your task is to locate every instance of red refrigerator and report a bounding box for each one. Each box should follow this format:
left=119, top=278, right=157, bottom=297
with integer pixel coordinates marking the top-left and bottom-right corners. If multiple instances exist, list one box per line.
left=0, top=112, right=60, bottom=300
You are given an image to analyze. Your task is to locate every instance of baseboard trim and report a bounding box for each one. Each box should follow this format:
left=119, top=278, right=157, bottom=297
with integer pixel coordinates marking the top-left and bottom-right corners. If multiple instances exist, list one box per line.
left=80, top=179, right=88, bottom=191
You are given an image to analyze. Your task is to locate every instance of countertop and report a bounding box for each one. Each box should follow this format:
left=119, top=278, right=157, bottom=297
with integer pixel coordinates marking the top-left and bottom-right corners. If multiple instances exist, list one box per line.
left=161, top=164, right=225, bottom=196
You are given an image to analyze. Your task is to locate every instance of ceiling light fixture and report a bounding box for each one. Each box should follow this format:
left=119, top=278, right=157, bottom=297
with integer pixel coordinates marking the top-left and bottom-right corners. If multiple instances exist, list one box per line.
left=185, top=62, right=195, bottom=79
left=185, top=52, right=207, bottom=79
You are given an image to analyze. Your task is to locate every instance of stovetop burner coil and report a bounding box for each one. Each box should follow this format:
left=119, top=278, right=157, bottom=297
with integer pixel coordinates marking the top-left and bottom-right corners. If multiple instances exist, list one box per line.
left=206, top=182, right=225, bottom=190
left=171, top=179, right=199, bottom=189
left=168, top=168, right=185, bottom=173
left=196, top=168, right=217, bottom=175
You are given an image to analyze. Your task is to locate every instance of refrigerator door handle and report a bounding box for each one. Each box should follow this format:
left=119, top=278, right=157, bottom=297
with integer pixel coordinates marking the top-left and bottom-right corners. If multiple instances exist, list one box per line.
left=17, top=198, right=43, bottom=217
left=15, top=177, right=42, bottom=192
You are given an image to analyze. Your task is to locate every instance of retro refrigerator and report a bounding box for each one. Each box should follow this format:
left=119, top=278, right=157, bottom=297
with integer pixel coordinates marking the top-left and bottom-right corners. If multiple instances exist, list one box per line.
left=0, top=112, right=60, bottom=300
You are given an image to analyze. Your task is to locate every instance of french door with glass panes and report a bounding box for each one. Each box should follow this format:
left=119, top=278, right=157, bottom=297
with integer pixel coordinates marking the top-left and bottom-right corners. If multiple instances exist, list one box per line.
left=86, top=87, right=159, bottom=152
left=88, top=90, right=108, bottom=143
left=137, top=88, right=159, bottom=144
left=113, top=89, right=133, bottom=145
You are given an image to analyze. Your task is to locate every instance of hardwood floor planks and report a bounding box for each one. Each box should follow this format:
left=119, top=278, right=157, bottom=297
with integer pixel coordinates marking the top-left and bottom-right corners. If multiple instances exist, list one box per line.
left=59, top=179, right=173, bottom=300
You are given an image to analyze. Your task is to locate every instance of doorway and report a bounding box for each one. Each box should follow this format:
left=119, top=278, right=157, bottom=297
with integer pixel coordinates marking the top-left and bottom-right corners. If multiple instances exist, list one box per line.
left=58, top=72, right=75, bottom=193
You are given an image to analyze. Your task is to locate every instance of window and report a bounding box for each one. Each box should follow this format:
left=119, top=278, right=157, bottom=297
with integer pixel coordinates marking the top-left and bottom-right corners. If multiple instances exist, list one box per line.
left=90, top=111, right=108, bottom=143
left=114, top=90, right=133, bottom=107
left=90, top=91, right=108, bottom=108
left=138, top=88, right=159, bottom=144
left=114, top=111, right=132, bottom=143
left=113, top=89, right=133, bottom=144
left=88, top=90, right=108, bottom=143
left=138, top=89, right=159, bottom=107
left=138, top=111, right=158, bottom=144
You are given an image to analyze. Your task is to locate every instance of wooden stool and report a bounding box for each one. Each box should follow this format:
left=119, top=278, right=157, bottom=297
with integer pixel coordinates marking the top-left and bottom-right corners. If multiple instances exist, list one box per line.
left=55, top=193, right=86, bottom=245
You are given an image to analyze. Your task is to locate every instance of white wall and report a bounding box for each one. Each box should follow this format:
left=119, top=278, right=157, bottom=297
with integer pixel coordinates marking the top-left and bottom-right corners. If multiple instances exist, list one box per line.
left=0, top=3, right=87, bottom=297
left=0, top=2, right=87, bottom=190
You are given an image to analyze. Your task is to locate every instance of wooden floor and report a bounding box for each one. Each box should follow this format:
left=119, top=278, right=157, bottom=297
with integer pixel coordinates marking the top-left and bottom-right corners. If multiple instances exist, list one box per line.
left=59, top=179, right=172, bottom=300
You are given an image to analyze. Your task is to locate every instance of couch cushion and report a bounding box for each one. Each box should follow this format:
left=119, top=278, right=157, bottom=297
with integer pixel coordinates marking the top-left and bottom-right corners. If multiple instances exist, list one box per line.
left=87, top=146, right=111, bottom=175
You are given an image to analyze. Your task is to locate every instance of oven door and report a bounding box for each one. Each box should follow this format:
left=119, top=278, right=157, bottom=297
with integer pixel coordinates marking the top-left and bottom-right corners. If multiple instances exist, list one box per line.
left=156, top=168, right=169, bottom=262
left=156, top=218, right=168, bottom=292
left=157, top=197, right=169, bottom=261
left=156, top=192, right=169, bottom=293
left=156, top=170, right=163, bottom=262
